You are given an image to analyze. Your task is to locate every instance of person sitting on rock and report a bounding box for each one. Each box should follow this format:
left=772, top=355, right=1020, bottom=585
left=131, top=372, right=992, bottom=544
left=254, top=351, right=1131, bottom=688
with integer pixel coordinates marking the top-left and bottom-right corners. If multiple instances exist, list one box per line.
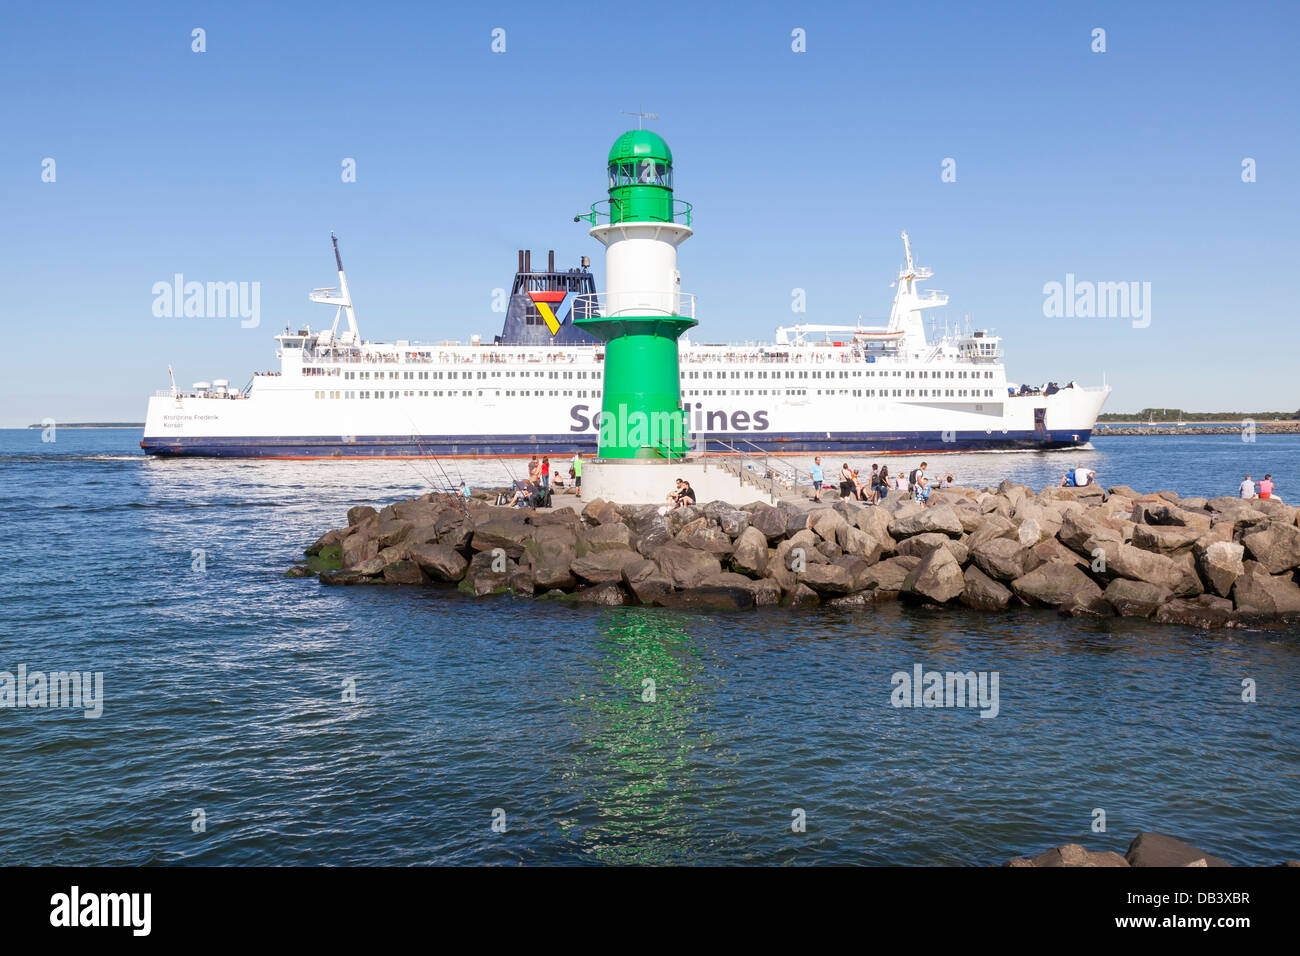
left=507, top=479, right=532, bottom=508
left=667, top=478, right=696, bottom=510
left=1060, top=467, right=1096, bottom=487
left=676, top=480, right=696, bottom=507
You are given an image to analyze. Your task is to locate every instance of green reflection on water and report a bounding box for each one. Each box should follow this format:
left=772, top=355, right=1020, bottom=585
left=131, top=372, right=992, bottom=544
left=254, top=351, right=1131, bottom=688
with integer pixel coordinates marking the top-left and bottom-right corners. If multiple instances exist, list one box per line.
left=561, top=607, right=719, bottom=864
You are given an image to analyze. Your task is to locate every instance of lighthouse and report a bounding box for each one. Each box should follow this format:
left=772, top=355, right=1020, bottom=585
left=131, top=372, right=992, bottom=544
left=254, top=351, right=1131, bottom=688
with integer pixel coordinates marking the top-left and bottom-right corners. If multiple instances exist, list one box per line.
left=574, top=128, right=695, bottom=460
left=571, top=127, right=765, bottom=505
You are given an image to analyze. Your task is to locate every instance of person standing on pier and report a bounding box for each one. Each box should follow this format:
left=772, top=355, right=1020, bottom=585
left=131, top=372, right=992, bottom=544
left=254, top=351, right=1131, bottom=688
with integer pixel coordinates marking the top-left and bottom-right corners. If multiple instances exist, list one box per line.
left=839, top=463, right=856, bottom=501
left=541, top=456, right=551, bottom=490
left=571, top=453, right=583, bottom=488
left=811, top=457, right=824, bottom=502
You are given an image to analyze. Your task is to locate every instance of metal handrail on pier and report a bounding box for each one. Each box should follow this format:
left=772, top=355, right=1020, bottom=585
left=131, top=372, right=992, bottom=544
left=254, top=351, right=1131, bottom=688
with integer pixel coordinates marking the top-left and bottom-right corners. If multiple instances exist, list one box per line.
left=698, top=437, right=809, bottom=504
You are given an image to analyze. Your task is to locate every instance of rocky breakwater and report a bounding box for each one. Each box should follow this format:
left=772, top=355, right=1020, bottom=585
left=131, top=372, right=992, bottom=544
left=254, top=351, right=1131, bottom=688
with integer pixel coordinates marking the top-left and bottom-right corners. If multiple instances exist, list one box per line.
left=293, top=482, right=1300, bottom=625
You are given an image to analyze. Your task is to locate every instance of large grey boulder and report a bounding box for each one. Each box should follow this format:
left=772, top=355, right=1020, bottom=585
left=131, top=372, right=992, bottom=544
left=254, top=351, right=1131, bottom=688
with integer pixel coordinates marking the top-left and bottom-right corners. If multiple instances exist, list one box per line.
left=970, top=537, right=1031, bottom=582
left=895, top=532, right=956, bottom=558
left=859, top=555, right=921, bottom=593
left=717, top=510, right=750, bottom=538
left=967, top=514, right=1018, bottom=551
left=381, top=559, right=427, bottom=585
left=659, top=586, right=755, bottom=611
left=853, top=506, right=895, bottom=546
left=1198, top=541, right=1245, bottom=598
left=808, top=507, right=848, bottom=543
left=1126, top=832, right=1230, bottom=868
left=570, top=582, right=628, bottom=606
left=902, top=547, right=965, bottom=603
left=960, top=565, right=1013, bottom=611
left=346, top=505, right=379, bottom=526
left=676, top=522, right=734, bottom=554
left=375, top=517, right=414, bottom=548
left=525, top=538, right=577, bottom=590
left=730, top=526, right=770, bottom=576
left=341, top=529, right=379, bottom=569
left=1013, top=501, right=1063, bottom=540
left=623, top=560, right=674, bottom=605
left=799, top=563, right=855, bottom=595
left=1241, top=520, right=1300, bottom=574
left=1231, top=565, right=1300, bottom=615
left=582, top=522, right=634, bottom=552
left=470, top=519, right=533, bottom=559
left=407, top=542, right=469, bottom=582
left=1027, top=536, right=1087, bottom=572
left=889, top=504, right=964, bottom=539
left=652, top=545, right=723, bottom=589
left=1011, top=561, right=1101, bottom=608
left=748, top=504, right=788, bottom=541
left=633, top=521, right=674, bottom=557
left=1131, top=524, right=1203, bottom=556
left=1004, top=844, right=1129, bottom=868
left=1154, top=598, right=1237, bottom=629
left=1104, top=578, right=1172, bottom=617
left=836, top=523, right=884, bottom=563
left=1099, top=542, right=1185, bottom=591
left=319, top=568, right=384, bottom=586
left=571, top=549, right=644, bottom=584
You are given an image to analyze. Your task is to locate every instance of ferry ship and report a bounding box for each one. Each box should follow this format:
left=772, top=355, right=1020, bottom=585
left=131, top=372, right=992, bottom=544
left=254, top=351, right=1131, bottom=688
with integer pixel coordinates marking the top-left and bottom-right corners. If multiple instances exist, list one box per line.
left=140, top=233, right=1110, bottom=458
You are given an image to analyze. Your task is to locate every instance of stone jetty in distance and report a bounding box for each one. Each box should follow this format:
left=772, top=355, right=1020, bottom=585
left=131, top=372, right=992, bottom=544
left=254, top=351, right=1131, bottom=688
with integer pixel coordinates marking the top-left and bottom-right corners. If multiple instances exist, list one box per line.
left=294, top=478, right=1300, bottom=629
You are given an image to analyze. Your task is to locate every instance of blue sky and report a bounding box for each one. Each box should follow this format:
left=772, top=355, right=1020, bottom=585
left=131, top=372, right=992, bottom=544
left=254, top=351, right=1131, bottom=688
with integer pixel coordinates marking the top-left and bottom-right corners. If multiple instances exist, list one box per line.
left=3, top=0, right=1297, bottom=426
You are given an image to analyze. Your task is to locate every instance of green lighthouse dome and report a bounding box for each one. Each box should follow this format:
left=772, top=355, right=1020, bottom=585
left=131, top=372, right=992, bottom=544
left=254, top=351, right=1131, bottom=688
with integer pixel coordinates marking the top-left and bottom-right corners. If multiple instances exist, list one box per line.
left=606, top=129, right=675, bottom=223
left=607, top=129, right=673, bottom=166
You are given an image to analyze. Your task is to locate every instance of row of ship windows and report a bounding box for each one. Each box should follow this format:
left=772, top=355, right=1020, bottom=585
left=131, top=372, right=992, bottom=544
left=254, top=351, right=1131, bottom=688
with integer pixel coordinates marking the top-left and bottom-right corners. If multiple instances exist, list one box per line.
left=305, top=369, right=602, bottom=381
left=301, top=367, right=996, bottom=382
left=310, top=387, right=1001, bottom=400
left=683, top=388, right=998, bottom=398
left=682, top=369, right=997, bottom=380
left=313, top=390, right=599, bottom=400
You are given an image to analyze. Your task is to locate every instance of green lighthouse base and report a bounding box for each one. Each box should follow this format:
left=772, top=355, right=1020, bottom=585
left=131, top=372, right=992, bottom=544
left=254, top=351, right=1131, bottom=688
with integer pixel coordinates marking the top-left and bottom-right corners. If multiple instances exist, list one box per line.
left=575, top=314, right=696, bottom=460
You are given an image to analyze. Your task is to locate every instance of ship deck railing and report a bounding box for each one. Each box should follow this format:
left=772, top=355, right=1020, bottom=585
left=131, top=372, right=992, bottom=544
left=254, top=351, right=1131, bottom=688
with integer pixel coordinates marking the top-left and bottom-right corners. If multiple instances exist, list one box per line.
left=289, top=344, right=1015, bottom=370
left=153, top=390, right=248, bottom=399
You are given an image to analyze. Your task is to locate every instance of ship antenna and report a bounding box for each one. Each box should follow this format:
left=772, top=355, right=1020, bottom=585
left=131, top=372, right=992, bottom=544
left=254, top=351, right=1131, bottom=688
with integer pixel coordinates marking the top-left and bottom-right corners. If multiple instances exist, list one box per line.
left=331, top=230, right=344, bottom=272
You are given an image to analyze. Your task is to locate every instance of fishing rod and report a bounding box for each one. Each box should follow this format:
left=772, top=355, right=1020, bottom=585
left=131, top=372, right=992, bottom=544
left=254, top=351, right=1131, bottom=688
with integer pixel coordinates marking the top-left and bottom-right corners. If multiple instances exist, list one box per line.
left=401, top=414, right=470, bottom=515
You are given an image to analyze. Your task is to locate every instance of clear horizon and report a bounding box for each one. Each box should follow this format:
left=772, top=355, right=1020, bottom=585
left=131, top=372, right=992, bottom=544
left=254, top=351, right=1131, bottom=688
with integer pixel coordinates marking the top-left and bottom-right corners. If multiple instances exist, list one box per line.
left=3, top=0, right=1297, bottom=427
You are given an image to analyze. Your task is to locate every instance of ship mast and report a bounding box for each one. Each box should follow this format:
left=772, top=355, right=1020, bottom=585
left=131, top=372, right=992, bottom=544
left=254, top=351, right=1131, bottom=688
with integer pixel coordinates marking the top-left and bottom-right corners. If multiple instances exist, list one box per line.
left=887, top=230, right=946, bottom=353
left=310, top=232, right=360, bottom=345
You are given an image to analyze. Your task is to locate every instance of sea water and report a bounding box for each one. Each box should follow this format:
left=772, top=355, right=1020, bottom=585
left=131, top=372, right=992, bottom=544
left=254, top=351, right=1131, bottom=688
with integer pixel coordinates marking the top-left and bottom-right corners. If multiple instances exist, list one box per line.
left=0, top=430, right=1296, bottom=865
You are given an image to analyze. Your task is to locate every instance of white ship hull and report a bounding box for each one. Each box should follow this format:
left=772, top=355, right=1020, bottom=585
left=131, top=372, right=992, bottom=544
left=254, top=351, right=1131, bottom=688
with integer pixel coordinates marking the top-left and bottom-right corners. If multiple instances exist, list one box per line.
left=141, top=235, right=1111, bottom=458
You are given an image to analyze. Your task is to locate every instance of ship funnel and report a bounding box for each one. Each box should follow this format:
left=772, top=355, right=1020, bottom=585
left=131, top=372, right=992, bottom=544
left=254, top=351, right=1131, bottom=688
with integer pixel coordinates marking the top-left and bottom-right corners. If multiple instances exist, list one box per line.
left=548, top=250, right=555, bottom=272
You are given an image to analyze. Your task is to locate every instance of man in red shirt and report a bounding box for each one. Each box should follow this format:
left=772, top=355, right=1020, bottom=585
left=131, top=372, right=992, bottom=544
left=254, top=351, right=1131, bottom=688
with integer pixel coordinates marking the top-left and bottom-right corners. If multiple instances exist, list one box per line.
left=541, top=456, right=551, bottom=490
left=1259, top=474, right=1274, bottom=499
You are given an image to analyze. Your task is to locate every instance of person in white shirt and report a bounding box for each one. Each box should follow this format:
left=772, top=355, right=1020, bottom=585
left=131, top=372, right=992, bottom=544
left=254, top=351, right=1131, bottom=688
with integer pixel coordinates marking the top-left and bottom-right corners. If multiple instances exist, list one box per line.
left=1239, top=475, right=1256, bottom=499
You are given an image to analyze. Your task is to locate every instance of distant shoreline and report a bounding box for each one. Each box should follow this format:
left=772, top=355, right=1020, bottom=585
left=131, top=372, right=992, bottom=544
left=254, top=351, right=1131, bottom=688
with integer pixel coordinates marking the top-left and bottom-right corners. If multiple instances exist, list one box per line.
left=22, top=424, right=143, bottom=430
left=1095, top=423, right=1300, bottom=436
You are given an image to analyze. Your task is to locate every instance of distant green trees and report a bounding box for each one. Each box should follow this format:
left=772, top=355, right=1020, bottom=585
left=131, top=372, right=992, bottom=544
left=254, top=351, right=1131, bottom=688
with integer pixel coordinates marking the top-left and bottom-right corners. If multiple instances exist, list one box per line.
left=1097, top=408, right=1300, bottom=422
